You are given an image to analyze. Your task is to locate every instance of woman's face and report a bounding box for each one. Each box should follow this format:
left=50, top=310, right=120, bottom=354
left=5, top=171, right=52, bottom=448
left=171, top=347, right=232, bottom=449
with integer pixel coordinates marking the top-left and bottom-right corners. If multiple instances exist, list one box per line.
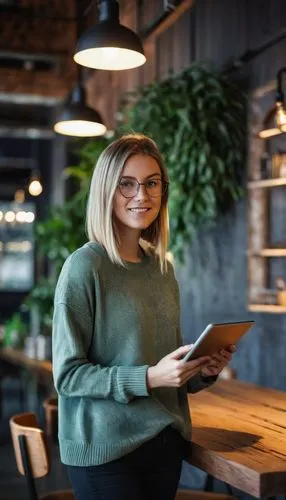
left=113, top=154, right=162, bottom=234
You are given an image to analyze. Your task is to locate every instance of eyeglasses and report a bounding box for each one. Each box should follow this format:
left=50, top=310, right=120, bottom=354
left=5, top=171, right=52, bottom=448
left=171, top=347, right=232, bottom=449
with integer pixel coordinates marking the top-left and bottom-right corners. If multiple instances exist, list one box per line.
left=118, top=177, right=168, bottom=198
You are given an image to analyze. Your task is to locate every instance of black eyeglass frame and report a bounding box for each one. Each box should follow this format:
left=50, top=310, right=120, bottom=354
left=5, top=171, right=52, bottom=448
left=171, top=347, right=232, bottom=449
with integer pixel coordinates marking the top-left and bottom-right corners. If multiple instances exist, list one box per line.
left=118, top=178, right=169, bottom=199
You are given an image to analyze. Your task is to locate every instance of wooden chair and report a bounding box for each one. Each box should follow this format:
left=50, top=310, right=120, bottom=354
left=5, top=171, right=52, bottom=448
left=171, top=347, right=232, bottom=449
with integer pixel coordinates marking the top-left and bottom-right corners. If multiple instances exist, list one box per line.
left=9, top=412, right=74, bottom=500
left=43, top=396, right=58, bottom=442
left=176, top=490, right=236, bottom=499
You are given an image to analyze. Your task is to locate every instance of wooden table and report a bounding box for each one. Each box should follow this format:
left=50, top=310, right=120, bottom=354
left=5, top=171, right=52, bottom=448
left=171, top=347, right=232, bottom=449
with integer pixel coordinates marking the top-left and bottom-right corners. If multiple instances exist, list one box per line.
left=0, top=347, right=53, bottom=418
left=0, top=347, right=52, bottom=376
left=188, top=379, right=286, bottom=499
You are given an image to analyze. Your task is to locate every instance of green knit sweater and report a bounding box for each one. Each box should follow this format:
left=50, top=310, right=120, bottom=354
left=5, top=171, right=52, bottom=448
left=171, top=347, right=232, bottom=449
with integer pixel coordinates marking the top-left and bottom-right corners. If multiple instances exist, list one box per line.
left=52, top=242, right=213, bottom=466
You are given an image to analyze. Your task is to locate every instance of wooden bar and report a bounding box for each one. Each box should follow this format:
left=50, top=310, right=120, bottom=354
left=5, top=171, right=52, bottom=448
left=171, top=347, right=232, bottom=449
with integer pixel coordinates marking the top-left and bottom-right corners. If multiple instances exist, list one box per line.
left=188, top=379, right=286, bottom=498
left=0, top=347, right=52, bottom=377
left=143, top=0, right=194, bottom=42
left=248, top=177, right=286, bottom=189
left=248, top=303, right=286, bottom=313
left=0, top=347, right=53, bottom=420
left=248, top=248, right=286, bottom=257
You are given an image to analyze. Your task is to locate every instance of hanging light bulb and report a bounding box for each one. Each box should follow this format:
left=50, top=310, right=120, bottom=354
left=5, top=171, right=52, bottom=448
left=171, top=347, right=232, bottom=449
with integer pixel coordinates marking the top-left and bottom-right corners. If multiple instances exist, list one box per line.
left=54, top=85, right=106, bottom=137
left=29, top=173, right=43, bottom=196
left=259, top=67, right=286, bottom=139
left=28, top=139, right=43, bottom=196
left=73, top=0, right=146, bottom=71
left=275, top=67, right=286, bottom=133
left=275, top=101, right=286, bottom=129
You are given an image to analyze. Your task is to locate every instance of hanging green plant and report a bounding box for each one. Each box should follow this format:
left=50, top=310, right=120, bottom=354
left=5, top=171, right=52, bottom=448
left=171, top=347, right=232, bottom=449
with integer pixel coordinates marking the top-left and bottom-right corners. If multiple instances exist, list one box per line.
left=119, top=62, right=246, bottom=259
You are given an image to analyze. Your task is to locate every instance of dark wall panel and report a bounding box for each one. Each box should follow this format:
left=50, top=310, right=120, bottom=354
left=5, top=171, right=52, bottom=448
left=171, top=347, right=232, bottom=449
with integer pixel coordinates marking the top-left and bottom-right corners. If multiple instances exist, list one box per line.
left=173, top=0, right=286, bottom=394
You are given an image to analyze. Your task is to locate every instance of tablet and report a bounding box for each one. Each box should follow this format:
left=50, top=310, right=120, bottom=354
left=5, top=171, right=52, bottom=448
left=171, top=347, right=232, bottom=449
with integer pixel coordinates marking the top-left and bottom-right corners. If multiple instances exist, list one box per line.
left=182, top=320, right=255, bottom=362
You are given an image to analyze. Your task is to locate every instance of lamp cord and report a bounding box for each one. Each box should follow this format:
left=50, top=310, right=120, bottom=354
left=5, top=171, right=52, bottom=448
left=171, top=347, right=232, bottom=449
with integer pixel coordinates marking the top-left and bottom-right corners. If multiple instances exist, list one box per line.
left=276, top=67, right=286, bottom=103
left=84, top=0, right=98, bottom=16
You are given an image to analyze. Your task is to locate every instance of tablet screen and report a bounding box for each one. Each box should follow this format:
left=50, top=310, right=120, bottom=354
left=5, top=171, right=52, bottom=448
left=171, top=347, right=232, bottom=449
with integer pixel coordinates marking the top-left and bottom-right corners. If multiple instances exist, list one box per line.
left=183, top=320, right=255, bottom=362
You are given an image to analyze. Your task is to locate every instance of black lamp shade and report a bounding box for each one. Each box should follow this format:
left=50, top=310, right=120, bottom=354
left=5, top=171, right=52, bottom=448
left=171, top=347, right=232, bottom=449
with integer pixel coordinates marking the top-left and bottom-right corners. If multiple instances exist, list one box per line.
left=54, top=86, right=107, bottom=137
left=74, top=21, right=146, bottom=70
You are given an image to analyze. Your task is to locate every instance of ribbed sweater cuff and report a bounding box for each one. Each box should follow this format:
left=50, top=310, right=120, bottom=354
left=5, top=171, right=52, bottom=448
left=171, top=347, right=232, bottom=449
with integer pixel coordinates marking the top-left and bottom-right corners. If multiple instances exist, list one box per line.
left=117, top=365, right=149, bottom=397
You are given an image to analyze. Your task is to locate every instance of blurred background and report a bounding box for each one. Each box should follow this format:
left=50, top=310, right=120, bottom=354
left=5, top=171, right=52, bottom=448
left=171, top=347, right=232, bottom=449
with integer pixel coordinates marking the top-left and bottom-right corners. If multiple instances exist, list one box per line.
left=0, top=1, right=286, bottom=498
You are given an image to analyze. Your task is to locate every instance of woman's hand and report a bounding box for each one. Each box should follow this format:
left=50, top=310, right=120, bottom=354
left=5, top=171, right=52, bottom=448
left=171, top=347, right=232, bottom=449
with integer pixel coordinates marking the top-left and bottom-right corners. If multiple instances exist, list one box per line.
left=201, top=345, right=236, bottom=377
left=147, top=345, right=211, bottom=389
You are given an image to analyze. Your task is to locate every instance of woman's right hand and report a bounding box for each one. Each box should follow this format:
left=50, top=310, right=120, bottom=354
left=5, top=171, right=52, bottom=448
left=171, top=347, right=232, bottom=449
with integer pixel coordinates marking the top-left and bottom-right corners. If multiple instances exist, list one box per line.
left=147, top=345, right=211, bottom=389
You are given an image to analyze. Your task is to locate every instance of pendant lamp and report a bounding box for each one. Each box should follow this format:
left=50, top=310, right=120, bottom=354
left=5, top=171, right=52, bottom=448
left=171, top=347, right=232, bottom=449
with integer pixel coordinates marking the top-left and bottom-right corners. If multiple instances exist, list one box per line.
left=28, top=173, right=43, bottom=196
left=259, top=67, right=286, bottom=139
left=28, top=139, right=43, bottom=196
left=73, top=0, right=146, bottom=71
left=53, top=85, right=107, bottom=137
left=275, top=67, right=286, bottom=132
left=259, top=107, right=282, bottom=139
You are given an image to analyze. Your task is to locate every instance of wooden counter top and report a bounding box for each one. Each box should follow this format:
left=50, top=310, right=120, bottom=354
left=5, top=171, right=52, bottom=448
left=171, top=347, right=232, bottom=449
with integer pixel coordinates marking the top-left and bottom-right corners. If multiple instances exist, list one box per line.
left=188, top=378, right=286, bottom=498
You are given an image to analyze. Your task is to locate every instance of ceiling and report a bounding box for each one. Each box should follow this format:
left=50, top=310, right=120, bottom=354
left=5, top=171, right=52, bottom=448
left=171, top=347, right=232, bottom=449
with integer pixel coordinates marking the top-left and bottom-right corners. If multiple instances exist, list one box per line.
left=0, top=0, right=93, bottom=199
left=0, top=0, right=81, bottom=100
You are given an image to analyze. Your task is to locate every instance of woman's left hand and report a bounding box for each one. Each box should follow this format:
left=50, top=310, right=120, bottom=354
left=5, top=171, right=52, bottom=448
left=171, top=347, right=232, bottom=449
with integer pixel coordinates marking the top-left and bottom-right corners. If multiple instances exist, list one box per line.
left=201, top=345, right=236, bottom=377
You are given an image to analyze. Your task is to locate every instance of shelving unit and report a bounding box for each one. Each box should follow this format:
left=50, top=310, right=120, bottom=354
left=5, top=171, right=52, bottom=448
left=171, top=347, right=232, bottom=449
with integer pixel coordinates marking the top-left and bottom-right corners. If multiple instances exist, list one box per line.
left=248, top=249, right=286, bottom=257
left=248, top=177, right=286, bottom=189
left=247, top=99, right=286, bottom=313
left=248, top=304, right=286, bottom=313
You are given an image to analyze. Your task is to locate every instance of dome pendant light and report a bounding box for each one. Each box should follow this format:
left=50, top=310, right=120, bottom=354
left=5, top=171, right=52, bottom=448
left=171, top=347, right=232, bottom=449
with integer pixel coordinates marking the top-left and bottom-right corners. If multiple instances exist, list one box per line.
left=73, top=0, right=146, bottom=71
left=54, top=85, right=107, bottom=137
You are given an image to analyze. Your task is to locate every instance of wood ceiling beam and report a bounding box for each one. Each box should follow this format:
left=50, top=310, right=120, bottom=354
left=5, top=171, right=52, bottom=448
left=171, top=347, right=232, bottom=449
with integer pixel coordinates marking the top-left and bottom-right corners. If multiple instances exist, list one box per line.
left=143, top=0, right=195, bottom=42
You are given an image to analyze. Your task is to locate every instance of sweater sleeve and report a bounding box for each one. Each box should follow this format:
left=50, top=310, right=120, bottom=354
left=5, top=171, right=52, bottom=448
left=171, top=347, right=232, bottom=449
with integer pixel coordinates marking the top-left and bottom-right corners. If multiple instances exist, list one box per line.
left=52, top=252, right=149, bottom=404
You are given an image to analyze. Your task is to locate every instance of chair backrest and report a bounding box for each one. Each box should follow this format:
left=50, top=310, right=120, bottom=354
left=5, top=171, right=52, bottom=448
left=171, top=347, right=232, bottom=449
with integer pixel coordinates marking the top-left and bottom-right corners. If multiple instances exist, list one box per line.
left=43, top=396, right=58, bottom=411
left=43, top=396, right=58, bottom=441
left=10, top=412, right=50, bottom=479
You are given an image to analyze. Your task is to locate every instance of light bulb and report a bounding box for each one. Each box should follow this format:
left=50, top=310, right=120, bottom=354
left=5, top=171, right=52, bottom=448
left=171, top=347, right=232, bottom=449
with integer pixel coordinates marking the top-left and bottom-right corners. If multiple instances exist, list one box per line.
left=29, top=179, right=43, bottom=196
left=25, top=212, right=35, bottom=223
left=5, top=211, right=15, bottom=222
left=276, top=101, right=286, bottom=128
left=54, top=120, right=106, bottom=137
left=74, top=47, right=146, bottom=71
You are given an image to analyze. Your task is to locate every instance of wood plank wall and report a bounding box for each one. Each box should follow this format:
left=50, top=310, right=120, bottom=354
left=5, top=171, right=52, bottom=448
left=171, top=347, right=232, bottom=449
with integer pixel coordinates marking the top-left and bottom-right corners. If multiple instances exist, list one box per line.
left=86, top=0, right=194, bottom=129
left=86, top=0, right=286, bottom=129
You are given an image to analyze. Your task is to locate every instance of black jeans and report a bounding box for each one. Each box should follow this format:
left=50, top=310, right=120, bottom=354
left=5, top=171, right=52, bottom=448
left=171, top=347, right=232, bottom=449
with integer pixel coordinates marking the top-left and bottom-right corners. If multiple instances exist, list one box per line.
left=66, top=426, right=188, bottom=500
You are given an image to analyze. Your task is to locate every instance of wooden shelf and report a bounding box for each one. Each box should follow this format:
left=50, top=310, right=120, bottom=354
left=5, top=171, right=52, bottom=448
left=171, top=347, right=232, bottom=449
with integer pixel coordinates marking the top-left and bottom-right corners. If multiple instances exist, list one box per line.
left=248, top=177, right=286, bottom=189
left=248, top=248, right=286, bottom=257
left=248, top=304, right=286, bottom=313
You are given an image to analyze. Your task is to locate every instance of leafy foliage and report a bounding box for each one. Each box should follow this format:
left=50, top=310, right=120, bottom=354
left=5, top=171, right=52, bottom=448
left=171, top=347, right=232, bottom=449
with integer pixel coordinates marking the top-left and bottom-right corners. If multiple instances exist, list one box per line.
left=119, top=63, right=246, bottom=258
left=25, top=138, right=111, bottom=334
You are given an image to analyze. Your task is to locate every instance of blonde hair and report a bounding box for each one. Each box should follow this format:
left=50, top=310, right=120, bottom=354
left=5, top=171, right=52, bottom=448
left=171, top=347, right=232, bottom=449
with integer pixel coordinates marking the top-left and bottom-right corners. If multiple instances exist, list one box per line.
left=86, top=134, right=170, bottom=273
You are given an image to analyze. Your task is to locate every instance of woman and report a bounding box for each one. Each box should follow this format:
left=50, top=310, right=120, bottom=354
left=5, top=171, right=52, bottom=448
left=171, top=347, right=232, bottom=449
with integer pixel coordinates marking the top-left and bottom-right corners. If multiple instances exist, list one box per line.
left=52, top=134, right=234, bottom=500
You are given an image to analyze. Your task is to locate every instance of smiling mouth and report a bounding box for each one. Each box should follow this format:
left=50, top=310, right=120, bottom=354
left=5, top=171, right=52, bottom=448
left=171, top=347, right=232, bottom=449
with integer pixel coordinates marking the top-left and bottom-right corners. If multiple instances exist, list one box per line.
left=128, top=208, right=151, bottom=213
